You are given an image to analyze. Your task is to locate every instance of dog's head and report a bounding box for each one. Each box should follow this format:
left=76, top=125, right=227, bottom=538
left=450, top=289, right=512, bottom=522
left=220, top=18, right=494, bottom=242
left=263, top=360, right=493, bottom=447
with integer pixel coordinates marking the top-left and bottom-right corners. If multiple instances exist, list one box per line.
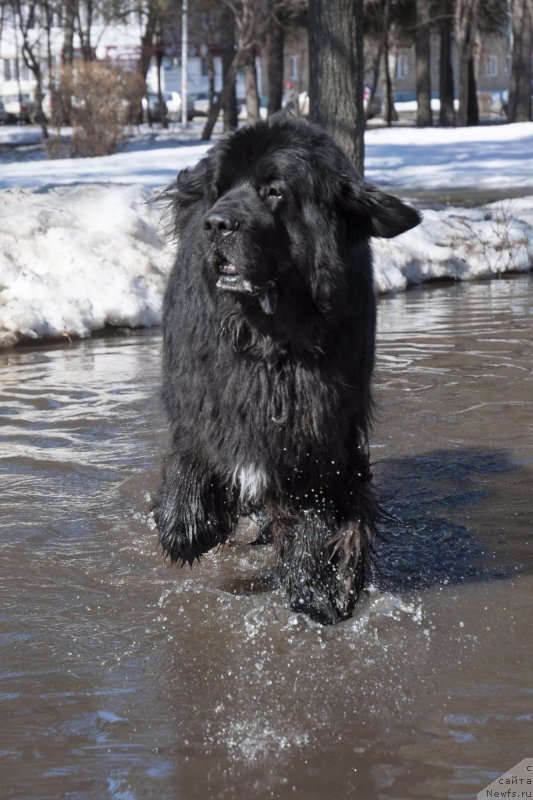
left=169, top=116, right=420, bottom=316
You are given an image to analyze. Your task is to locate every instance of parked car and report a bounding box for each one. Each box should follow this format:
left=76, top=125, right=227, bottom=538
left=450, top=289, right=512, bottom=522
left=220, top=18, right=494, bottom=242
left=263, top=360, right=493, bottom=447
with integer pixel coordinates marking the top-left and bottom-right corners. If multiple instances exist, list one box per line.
left=142, top=91, right=194, bottom=123
left=0, top=99, right=17, bottom=124
left=164, top=90, right=195, bottom=121
left=142, top=92, right=167, bottom=123
left=193, top=92, right=218, bottom=117
left=1, top=93, right=36, bottom=123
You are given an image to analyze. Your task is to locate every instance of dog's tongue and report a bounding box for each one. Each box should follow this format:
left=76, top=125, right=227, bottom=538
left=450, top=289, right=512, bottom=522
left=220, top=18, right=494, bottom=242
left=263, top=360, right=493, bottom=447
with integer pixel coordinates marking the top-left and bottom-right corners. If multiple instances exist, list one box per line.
left=219, top=262, right=238, bottom=275
left=258, top=282, right=277, bottom=315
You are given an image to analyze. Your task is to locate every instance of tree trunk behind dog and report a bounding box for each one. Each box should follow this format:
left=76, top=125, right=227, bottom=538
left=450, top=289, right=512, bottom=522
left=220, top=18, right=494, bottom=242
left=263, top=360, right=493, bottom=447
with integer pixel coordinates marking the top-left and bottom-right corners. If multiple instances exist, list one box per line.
left=508, top=0, right=533, bottom=122
left=415, top=0, right=433, bottom=127
left=308, top=0, right=365, bottom=175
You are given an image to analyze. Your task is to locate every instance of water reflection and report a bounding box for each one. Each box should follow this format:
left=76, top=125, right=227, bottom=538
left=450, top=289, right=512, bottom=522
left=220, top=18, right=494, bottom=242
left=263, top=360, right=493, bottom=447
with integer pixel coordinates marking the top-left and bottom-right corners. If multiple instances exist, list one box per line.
left=1, top=277, right=532, bottom=799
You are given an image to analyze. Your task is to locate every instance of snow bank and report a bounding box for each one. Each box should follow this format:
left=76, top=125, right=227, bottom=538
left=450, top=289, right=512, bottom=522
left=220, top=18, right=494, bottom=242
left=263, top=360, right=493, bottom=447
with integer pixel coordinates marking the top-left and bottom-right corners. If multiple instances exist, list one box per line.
left=1, top=183, right=532, bottom=348
left=0, top=184, right=172, bottom=348
left=373, top=197, right=533, bottom=292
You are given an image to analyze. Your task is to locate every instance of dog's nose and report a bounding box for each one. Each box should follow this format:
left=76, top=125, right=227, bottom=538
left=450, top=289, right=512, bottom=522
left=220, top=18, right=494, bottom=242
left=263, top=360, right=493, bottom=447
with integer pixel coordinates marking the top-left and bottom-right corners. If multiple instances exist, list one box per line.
left=203, top=212, right=239, bottom=236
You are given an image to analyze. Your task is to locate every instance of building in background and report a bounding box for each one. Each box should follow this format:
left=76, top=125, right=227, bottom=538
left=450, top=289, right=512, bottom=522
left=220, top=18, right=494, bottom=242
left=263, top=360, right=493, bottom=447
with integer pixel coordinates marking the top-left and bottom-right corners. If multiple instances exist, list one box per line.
left=0, top=4, right=525, bottom=124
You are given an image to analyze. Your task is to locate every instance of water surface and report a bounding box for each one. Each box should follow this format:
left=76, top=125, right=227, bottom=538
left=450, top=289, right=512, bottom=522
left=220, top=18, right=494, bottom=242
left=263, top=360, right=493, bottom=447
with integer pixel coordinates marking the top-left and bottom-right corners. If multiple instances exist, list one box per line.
left=1, top=276, right=532, bottom=799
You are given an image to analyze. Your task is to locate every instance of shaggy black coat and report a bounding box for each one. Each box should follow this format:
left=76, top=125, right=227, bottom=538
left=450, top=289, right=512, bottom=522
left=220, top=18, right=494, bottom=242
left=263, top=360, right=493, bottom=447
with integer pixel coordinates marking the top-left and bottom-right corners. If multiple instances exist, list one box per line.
left=155, top=116, right=420, bottom=624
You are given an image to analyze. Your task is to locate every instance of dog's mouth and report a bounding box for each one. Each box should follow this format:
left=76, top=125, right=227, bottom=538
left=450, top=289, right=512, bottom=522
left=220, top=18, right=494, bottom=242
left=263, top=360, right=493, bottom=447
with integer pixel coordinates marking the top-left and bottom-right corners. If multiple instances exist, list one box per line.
left=216, top=260, right=255, bottom=294
left=215, top=259, right=277, bottom=315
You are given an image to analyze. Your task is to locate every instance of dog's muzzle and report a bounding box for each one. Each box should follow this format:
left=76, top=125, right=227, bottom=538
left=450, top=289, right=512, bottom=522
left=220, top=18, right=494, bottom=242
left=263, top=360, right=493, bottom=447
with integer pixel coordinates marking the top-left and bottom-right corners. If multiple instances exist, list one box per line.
left=203, top=211, right=277, bottom=315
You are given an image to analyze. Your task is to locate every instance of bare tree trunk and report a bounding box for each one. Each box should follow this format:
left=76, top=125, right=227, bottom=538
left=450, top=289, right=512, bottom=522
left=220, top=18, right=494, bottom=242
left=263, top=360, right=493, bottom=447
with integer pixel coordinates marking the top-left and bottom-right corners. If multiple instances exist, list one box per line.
left=466, top=55, right=479, bottom=124
left=415, top=0, right=432, bottom=126
left=138, top=6, right=158, bottom=125
left=308, top=0, right=365, bottom=174
left=456, top=0, right=479, bottom=126
left=204, top=0, right=260, bottom=138
left=156, top=37, right=168, bottom=129
left=367, top=0, right=387, bottom=123
left=439, top=3, right=455, bottom=126
left=380, top=8, right=398, bottom=127
left=76, top=0, right=94, bottom=62
left=14, top=0, right=48, bottom=138
left=203, top=52, right=242, bottom=139
left=220, top=6, right=238, bottom=131
left=266, top=2, right=284, bottom=116
left=62, top=0, right=76, bottom=65
left=235, top=0, right=260, bottom=125
left=43, top=0, right=55, bottom=121
left=244, top=50, right=260, bottom=123
left=58, top=0, right=77, bottom=125
left=508, top=0, right=533, bottom=121
left=139, top=8, right=157, bottom=80
left=206, top=51, right=216, bottom=119
left=203, top=23, right=216, bottom=122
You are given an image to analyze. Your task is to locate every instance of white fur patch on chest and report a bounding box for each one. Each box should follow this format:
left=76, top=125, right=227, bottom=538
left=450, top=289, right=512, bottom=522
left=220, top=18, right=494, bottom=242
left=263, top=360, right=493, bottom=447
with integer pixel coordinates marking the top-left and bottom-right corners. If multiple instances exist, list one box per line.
left=232, top=463, right=268, bottom=504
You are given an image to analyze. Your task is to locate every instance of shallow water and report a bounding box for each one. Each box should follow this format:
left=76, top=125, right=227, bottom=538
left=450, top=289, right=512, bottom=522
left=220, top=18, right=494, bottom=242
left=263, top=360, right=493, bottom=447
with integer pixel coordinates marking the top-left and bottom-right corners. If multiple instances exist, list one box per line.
left=1, top=275, right=532, bottom=800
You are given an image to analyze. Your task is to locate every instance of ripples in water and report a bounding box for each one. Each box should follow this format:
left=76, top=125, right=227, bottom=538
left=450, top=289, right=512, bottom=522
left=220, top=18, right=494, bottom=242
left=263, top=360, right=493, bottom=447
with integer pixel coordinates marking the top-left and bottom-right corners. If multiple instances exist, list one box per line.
left=1, top=277, right=532, bottom=799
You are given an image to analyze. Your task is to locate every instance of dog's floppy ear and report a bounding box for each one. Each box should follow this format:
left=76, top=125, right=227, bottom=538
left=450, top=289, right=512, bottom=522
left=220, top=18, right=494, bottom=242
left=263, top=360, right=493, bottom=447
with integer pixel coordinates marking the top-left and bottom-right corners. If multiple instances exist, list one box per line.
left=342, top=180, right=421, bottom=239
left=169, top=159, right=210, bottom=210
left=158, top=159, right=210, bottom=237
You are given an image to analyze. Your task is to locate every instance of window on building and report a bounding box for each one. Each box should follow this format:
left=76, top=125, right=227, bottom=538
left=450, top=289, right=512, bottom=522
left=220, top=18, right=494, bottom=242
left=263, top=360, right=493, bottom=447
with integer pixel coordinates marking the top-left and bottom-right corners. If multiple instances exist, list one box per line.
left=486, top=55, right=498, bottom=78
left=396, top=54, right=408, bottom=80
left=289, top=54, right=299, bottom=82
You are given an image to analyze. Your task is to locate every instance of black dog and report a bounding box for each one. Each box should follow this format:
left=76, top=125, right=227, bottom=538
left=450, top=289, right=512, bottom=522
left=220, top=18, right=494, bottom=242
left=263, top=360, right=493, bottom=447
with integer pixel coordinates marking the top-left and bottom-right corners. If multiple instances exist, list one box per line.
left=155, top=116, right=420, bottom=624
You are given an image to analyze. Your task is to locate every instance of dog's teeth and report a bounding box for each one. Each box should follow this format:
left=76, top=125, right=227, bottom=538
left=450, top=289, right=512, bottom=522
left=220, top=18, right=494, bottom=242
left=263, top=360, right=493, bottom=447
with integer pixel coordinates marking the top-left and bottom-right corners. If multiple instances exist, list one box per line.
left=216, top=276, right=255, bottom=294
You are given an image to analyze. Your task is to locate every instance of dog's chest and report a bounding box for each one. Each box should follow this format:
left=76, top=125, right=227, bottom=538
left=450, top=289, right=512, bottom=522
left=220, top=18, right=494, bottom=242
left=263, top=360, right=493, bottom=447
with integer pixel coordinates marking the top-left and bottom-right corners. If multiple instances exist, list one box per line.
left=220, top=358, right=344, bottom=504
left=231, top=463, right=269, bottom=504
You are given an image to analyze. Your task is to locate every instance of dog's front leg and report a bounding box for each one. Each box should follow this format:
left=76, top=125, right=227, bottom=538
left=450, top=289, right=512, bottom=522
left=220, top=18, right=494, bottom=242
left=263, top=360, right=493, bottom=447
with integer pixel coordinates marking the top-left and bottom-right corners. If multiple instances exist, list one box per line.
left=277, top=511, right=367, bottom=625
left=154, top=449, right=236, bottom=565
left=249, top=507, right=274, bottom=545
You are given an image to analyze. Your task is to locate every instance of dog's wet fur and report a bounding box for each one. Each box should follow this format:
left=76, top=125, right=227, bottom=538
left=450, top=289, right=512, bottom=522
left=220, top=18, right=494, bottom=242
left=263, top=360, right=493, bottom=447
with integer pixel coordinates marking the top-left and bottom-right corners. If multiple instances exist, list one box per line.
left=155, top=115, right=421, bottom=624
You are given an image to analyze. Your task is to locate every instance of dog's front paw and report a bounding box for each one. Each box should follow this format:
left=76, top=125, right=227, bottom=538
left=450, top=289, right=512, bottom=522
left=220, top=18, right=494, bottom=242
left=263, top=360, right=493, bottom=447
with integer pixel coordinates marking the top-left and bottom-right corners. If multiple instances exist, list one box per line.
left=280, top=517, right=366, bottom=625
left=154, top=497, right=219, bottom=566
left=154, top=458, right=235, bottom=566
left=285, top=573, right=353, bottom=625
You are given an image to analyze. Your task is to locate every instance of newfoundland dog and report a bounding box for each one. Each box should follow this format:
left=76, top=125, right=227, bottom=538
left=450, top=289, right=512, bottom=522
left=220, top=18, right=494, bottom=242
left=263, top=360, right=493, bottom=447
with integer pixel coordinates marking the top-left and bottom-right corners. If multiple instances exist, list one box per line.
left=155, top=115, right=420, bottom=624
